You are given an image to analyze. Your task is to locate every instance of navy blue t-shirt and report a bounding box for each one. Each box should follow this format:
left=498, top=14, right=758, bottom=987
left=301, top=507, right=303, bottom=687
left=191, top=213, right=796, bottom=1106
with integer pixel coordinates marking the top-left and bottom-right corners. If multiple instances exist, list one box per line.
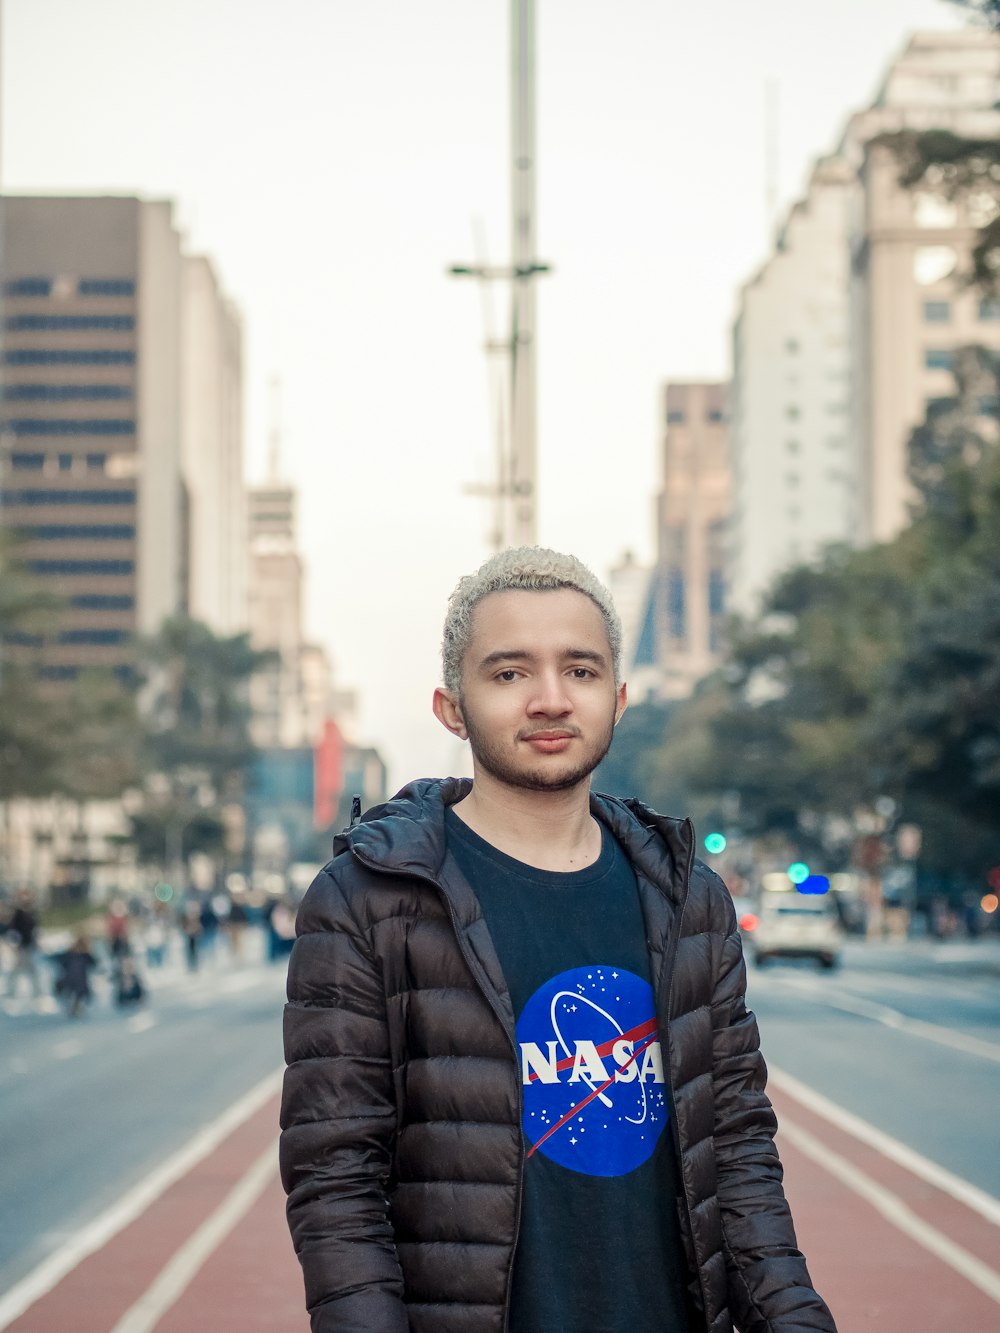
left=445, top=808, right=693, bottom=1332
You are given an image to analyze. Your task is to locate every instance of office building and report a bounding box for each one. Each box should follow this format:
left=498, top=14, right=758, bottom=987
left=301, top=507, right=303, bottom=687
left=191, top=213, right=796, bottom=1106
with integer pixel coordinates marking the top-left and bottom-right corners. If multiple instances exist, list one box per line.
left=729, top=30, right=1000, bottom=614
left=634, top=382, right=730, bottom=699
left=0, top=194, right=246, bottom=677
left=729, top=156, right=856, bottom=617
left=181, top=255, right=247, bottom=632
left=845, top=30, right=1000, bottom=542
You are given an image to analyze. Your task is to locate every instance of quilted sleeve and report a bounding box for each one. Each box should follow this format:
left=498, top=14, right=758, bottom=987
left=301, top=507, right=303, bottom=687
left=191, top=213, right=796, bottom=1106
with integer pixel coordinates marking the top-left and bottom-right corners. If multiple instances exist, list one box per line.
left=708, top=883, right=837, bottom=1332
left=279, top=863, right=408, bottom=1333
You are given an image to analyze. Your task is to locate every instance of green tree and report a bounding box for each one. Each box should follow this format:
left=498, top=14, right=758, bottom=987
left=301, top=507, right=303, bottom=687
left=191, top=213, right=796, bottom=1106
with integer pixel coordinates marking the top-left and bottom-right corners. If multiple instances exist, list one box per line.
left=869, top=349, right=1000, bottom=874
left=0, top=531, right=67, bottom=799
left=131, top=616, right=272, bottom=870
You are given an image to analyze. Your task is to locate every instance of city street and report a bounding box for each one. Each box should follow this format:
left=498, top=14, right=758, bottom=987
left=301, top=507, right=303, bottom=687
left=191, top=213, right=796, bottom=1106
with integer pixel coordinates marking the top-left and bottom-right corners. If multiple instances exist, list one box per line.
left=0, top=934, right=997, bottom=1330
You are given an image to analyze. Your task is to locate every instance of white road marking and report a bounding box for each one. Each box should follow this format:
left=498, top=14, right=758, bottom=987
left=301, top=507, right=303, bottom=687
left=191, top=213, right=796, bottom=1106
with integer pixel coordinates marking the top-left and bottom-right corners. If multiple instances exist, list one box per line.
left=126, top=1012, right=157, bottom=1034
left=216, top=972, right=262, bottom=995
left=107, top=1143, right=278, bottom=1333
left=769, top=1064, right=1000, bottom=1227
left=51, top=1039, right=83, bottom=1061
left=0, top=1065, right=284, bottom=1331
left=778, top=1114, right=1000, bottom=1305
left=766, top=974, right=1000, bottom=1063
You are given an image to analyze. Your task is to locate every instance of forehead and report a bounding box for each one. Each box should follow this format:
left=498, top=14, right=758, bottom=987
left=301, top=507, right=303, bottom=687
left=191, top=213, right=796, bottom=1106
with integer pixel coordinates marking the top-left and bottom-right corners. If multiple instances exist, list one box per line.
left=467, top=587, right=610, bottom=653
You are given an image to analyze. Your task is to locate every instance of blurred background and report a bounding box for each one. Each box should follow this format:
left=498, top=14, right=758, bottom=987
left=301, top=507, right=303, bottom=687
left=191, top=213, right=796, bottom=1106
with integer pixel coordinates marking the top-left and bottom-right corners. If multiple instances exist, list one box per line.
left=1, top=2, right=998, bottom=1330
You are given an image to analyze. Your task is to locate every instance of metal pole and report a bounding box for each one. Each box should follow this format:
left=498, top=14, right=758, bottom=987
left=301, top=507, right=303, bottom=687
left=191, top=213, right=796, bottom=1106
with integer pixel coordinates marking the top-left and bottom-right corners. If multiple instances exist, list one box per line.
left=510, top=0, right=537, bottom=546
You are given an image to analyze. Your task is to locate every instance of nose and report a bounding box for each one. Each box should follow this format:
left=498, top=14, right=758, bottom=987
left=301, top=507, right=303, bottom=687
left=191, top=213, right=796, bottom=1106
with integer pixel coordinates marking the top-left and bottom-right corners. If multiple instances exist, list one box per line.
left=527, top=669, right=573, bottom=717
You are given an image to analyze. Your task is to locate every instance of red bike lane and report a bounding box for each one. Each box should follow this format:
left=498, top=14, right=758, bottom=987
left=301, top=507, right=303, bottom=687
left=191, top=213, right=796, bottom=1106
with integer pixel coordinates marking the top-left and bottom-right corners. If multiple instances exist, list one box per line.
left=3, top=1075, right=997, bottom=1331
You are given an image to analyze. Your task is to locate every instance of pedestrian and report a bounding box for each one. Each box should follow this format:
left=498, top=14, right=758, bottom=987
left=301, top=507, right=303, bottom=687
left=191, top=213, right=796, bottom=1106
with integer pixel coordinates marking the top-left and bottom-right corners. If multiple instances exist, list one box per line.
left=226, top=892, right=249, bottom=962
left=114, top=954, right=146, bottom=1008
left=53, top=931, right=99, bottom=1018
left=144, top=904, right=169, bottom=968
left=105, top=897, right=131, bottom=961
left=180, top=898, right=202, bottom=971
left=280, top=548, right=836, bottom=1332
left=6, top=889, right=41, bottom=999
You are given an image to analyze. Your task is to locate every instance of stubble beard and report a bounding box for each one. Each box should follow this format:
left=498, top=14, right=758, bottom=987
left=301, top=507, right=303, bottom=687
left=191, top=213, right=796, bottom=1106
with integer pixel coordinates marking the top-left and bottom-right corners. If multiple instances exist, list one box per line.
left=460, top=702, right=616, bottom=794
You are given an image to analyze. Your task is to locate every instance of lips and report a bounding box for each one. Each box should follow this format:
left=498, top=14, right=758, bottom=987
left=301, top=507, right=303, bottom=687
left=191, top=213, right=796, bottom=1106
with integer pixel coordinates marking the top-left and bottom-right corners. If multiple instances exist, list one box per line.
left=522, top=730, right=577, bottom=752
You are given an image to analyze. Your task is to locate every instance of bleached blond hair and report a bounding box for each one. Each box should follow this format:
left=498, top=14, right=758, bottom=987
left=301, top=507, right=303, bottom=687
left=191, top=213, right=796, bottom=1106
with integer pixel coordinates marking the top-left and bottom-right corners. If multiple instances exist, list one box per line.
left=441, top=546, right=623, bottom=692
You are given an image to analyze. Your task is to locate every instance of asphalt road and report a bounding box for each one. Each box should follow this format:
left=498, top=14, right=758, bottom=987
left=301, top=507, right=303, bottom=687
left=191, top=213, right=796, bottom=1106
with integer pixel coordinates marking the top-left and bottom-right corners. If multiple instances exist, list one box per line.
left=0, top=933, right=288, bottom=1297
left=1, top=929, right=997, bottom=1326
left=746, top=937, right=1000, bottom=1196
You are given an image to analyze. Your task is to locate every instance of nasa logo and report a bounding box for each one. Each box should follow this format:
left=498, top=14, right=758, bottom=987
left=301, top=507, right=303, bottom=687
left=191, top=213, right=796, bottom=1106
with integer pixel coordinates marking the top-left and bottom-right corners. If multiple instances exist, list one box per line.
left=517, top=965, right=669, bottom=1177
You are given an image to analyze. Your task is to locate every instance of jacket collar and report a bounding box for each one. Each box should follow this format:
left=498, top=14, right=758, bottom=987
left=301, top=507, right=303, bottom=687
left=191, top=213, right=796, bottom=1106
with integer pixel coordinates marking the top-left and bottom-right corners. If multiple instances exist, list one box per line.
left=337, top=777, right=693, bottom=907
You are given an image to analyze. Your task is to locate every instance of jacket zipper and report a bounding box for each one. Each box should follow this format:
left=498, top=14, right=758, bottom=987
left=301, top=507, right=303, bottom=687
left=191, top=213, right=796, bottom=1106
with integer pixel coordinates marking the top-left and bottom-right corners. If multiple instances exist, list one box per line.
left=350, top=845, right=525, bottom=1331
left=658, top=823, right=713, bottom=1329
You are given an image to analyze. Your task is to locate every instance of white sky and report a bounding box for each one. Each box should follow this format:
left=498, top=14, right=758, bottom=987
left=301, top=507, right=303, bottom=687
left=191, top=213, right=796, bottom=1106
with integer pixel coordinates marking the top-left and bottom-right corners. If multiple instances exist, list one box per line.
left=3, top=0, right=964, bottom=788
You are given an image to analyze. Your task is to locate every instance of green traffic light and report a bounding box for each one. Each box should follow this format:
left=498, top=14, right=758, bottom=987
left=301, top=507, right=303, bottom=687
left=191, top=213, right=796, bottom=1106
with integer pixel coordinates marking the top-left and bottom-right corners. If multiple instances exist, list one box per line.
left=705, top=833, right=727, bottom=855
left=788, top=862, right=810, bottom=885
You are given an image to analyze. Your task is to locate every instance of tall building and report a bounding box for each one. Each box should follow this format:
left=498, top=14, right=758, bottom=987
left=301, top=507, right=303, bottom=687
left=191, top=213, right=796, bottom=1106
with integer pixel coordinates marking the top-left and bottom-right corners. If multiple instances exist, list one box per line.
left=0, top=196, right=184, bottom=677
left=729, top=156, right=856, bottom=617
left=0, top=195, right=246, bottom=677
left=246, top=472, right=309, bottom=747
left=636, top=382, right=730, bottom=699
left=846, top=30, right=1000, bottom=542
left=181, top=255, right=247, bottom=632
left=729, top=29, right=1000, bottom=614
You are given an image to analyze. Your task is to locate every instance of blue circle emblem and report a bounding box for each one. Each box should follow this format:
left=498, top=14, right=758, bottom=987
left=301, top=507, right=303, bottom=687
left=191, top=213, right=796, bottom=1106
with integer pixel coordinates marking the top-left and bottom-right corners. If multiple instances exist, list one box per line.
left=517, top=965, right=669, bottom=1177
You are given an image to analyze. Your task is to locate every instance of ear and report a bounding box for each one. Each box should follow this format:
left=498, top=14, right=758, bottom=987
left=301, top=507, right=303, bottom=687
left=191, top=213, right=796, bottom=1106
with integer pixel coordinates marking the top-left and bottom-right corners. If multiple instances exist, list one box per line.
left=433, top=687, right=468, bottom=740
left=614, top=681, right=628, bottom=726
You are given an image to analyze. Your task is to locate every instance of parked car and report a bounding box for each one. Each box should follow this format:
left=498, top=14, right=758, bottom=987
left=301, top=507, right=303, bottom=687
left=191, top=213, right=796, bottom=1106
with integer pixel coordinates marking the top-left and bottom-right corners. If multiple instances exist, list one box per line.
left=747, top=888, right=842, bottom=970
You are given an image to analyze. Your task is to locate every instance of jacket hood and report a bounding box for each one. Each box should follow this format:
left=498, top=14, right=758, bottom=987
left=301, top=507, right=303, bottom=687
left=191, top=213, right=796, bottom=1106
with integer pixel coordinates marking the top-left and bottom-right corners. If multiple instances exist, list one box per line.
left=334, top=777, right=694, bottom=902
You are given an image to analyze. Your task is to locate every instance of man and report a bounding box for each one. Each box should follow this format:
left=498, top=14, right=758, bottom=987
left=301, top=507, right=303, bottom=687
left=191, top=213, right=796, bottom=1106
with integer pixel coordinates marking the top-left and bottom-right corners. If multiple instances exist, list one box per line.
left=281, top=548, right=836, bottom=1333
left=6, top=889, right=40, bottom=1000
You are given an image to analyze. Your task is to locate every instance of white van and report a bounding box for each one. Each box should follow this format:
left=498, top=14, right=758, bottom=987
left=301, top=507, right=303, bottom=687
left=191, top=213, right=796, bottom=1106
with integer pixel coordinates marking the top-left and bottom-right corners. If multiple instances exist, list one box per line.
left=748, top=887, right=842, bottom=970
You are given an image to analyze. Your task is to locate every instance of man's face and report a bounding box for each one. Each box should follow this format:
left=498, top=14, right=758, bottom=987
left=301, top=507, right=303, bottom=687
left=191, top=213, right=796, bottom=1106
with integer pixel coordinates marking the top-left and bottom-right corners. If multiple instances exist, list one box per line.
left=434, top=588, right=626, bottom=793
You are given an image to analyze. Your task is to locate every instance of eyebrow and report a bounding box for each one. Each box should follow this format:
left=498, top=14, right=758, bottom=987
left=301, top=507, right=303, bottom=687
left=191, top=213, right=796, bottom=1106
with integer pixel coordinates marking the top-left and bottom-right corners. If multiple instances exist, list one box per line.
left=477, top=648, right=609, bottom=671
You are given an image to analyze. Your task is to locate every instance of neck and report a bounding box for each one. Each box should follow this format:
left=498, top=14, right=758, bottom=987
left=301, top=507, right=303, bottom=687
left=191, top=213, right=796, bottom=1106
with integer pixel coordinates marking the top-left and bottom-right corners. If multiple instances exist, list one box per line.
left=452, top=768, right=601, bottom=872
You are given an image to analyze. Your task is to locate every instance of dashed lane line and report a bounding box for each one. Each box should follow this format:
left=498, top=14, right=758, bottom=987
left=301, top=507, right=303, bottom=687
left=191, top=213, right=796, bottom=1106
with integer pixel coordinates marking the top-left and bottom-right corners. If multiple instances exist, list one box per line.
left=125, top=1012, right=157, bottom=1034
left=51, top=1039, right=83, bottom=1061
left=769, top=1064, right=1000, bottom=1228
left=778, top=1113, right=1000, bottom=1306
left=764, top=974, right=1000, bottom=1064
left=0, top=1065, right=284, bottom=1331
left=107, top=1143, right=278, bottom=1333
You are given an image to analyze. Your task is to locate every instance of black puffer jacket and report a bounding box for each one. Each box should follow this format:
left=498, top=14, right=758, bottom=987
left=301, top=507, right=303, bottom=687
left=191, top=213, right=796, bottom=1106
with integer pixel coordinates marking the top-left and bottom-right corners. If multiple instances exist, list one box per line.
left=280, top=779, right=836, bottom=1333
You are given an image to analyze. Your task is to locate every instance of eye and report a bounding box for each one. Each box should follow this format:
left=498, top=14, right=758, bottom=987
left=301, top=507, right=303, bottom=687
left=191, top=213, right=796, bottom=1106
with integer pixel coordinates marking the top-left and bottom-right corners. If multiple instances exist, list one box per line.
left=496, top=669, right=520, bottom=683
left=569, top=667, right=595, bottom=679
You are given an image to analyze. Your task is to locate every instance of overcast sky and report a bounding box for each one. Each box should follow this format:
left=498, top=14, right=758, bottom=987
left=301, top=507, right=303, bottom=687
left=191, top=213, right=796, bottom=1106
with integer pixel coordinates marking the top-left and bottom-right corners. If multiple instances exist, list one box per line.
left=3, top=0, right=964, bottom=787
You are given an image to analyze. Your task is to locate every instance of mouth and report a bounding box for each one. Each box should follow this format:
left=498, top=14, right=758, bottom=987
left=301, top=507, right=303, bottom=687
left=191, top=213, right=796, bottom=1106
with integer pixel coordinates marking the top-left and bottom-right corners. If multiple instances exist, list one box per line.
left=522, top=730, right=577, bottom=752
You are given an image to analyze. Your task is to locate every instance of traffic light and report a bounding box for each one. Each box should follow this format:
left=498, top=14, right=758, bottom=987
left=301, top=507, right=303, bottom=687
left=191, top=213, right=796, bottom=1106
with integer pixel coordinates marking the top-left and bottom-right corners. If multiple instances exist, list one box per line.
left=787, top=862, right=810, bottom=885
left=704, top=832, right=727, bottom=855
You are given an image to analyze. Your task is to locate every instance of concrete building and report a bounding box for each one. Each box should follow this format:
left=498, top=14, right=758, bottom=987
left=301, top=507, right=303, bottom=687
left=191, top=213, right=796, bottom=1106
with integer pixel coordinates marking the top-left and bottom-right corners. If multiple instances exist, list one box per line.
left=0, top=196, right=184, bottom=677
left=607, top=550, right=652, bottom=677
left=181, top=255, right=247, bottom=632
left=729, top=156, right=856, bottom=617
left=247, top=474, right=308, bottom=748
left=0, top=195, right=247, bottom=678
left=636, top=382, right=730, bottom=699
left=729, top=29, right=1000, bottom=615
left=845, top=30, right=1000, bottom=542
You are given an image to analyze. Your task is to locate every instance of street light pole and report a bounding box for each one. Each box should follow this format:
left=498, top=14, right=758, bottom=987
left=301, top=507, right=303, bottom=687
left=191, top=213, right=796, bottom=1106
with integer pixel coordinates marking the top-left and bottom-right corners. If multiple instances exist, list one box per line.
left=510, top=0, right=537, bottom=546
left=449, top=0, right=550, bottom=551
